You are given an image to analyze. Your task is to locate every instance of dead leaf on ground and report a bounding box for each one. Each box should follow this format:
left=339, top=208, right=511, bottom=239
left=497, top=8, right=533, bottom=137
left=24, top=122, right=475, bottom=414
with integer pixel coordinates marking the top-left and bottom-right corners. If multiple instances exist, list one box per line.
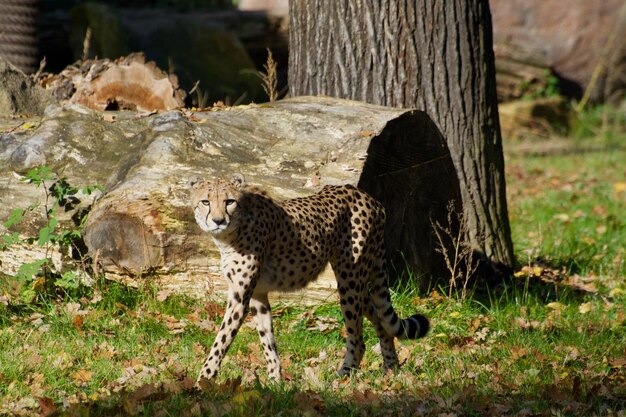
left=123, top=383, right=161, bottom=415
left=94, top=341, right=117, bottom=360
left=351, top=389, right=380, bottom=405
left=304, top=366, right=323, bottom=389
left=613, top=181, right=626, bottom=198
left=204, top=302, right=225, bottom=318
left=52, top=352, right=74, bottom=370
left=510, top=346, right=528, bottom=360
left=156, top=289, right=173, bottom=302
left=72, top=315, right=84, bottom=329
left=73, top=369, right=94, bottom=385
left=579, top=302, right=593, bottom=314
left=37, top=396, right=57, bottom=417
left=294, top=390, right=326, bottom=415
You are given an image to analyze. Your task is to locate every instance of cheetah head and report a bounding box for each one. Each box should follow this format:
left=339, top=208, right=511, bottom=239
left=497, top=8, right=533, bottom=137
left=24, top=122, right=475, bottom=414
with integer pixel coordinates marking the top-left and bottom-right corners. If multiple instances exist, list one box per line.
left=190, top=174, right=245, bottom=236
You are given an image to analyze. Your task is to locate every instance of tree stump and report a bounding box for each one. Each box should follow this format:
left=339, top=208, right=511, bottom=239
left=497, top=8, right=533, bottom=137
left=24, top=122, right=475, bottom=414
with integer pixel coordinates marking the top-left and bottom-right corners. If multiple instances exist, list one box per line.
left=38, top=53, right=186, bottom=112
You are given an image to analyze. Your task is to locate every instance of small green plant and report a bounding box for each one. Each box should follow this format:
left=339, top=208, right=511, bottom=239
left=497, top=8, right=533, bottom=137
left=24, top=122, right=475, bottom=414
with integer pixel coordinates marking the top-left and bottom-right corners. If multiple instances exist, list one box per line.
left=571, top=103, right=626, bottom=141
left=1, top=166, right=102, bottom=303
left=519, top=69, right=561, bottom=100
left=537, top=71, right=561, bottom=98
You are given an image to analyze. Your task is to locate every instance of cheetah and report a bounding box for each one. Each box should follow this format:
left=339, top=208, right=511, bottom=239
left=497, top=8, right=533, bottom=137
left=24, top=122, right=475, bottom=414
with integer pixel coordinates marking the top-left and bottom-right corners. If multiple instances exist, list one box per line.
left=190, top=174, right=429, bottom=383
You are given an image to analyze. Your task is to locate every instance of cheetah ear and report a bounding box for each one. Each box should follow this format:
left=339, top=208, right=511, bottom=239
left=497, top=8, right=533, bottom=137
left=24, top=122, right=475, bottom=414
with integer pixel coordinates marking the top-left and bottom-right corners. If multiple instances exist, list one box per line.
left=230, top=173, right=245, bottom=188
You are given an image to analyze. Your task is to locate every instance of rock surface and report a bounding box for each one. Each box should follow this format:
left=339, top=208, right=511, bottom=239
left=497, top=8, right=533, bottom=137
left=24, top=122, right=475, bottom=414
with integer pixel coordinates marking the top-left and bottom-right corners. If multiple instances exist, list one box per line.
left=491, top=0, right=626, bottom=103
left=1, top=97, right=459, bottom=302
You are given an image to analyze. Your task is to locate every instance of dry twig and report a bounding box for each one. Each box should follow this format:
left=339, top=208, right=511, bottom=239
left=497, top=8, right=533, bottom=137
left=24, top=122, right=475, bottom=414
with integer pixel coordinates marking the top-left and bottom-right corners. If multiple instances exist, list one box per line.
left=82, top=27, right=92, bottom=61
left=257, top=48, right=278, bottom=102
left=431, top=202, right=478, bottom=299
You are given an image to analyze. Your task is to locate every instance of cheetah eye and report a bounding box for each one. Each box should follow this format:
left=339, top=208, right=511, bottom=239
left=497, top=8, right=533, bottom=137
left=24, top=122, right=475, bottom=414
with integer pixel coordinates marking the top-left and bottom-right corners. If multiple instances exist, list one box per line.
left=200, top=200, right=210, bottom=207
left=224, top=199, right=237, bottom=207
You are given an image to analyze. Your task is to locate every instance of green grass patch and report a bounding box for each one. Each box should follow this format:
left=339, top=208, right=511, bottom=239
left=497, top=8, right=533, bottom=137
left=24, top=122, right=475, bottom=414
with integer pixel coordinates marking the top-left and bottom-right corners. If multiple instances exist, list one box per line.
left=1, top=271, right=624, bottom=415
left=506, top=133, right=626, bottom=283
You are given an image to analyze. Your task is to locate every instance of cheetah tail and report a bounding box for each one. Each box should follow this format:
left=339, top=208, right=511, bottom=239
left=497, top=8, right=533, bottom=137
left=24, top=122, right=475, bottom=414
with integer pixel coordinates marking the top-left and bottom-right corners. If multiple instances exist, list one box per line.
left=398, top=314, right=430, bottom=339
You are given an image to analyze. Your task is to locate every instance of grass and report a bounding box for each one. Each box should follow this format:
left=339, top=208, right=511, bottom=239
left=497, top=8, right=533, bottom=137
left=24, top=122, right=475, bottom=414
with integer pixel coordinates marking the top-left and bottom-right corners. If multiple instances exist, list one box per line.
left=506, top=130, right=625, bottom=284
left=3, top=276, right=624, bottom=416
left=1, top=107, right=625, bottom=416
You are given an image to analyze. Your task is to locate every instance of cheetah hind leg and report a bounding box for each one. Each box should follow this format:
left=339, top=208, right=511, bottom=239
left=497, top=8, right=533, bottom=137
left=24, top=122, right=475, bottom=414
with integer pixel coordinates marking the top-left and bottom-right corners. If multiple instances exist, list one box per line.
left=334, top=264, right=367, bottom=377
left=363, top=294, right=400, bottom=373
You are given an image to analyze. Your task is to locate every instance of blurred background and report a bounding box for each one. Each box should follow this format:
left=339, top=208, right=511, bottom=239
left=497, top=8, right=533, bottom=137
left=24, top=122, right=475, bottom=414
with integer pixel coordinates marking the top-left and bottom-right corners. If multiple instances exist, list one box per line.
left=1, top=0, right=624, bottom=110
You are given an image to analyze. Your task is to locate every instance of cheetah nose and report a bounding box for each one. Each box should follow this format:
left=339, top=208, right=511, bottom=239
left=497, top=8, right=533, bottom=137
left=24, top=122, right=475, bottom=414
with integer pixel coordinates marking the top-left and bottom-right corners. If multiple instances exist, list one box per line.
left=213, top=217, right=226, bottom=226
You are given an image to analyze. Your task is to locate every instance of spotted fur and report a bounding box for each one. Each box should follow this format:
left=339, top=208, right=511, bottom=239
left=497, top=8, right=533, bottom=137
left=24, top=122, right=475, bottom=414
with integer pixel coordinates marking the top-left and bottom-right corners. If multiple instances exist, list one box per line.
left=190, top=174, right=429, bottom=383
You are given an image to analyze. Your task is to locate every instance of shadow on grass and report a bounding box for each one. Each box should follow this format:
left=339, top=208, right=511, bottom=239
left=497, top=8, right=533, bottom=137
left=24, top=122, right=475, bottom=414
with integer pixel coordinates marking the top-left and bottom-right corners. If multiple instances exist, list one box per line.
left=59, top=373, right=626, bottom=417
left=465, top=253, right=607, bottom=310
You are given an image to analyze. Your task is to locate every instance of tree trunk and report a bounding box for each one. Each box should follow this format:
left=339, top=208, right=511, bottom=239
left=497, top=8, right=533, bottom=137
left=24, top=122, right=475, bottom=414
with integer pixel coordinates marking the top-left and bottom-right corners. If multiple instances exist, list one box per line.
left=289, top=1, right=514, bottom=282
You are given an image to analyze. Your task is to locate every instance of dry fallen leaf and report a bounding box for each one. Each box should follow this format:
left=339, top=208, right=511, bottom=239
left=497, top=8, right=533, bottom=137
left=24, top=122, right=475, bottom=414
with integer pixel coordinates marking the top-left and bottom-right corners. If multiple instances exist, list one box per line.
left=157, top=289, right=173, bottom=302
left=510, top=346, right=528, bottom=360
left=204, top=302, right=225, bottom=318
left=293, top=390, right=326, bottom=415
left=94, top=341, right=117, bottom=360
left=609, top=357, right=626, bottom=368
left=514, top=317, right=540, bottom=330
left=72, top=315, right=84, bottom=329
left=304, top=366, right=323, bottom=389
left=37, top=396, right=57, bottom=417
left=52, top=352, right=74, bottom=370
left=553, top=213, right=570, bottom=222
left=123, top=383, right=160, bottom=415
left=352, top=389, right=380, bottom=405
left=613, top=181, right=626, bottom=198
left=546, top=302, right=566, bottom=311
left=73, top=369, right=94, bottom=384
left=578, top=302, right=593, bottom=314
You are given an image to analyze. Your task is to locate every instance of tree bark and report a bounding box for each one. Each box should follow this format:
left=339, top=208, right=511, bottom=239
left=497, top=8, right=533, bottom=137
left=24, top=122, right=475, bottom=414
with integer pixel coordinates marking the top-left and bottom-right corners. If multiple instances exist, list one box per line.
left=289, top=1, right=514, bottom=281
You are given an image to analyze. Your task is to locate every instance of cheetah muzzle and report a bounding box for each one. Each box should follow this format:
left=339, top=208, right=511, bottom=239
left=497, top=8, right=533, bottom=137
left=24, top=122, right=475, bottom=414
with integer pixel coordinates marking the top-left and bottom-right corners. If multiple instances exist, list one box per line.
left=190, top=174, right=429, bottom=384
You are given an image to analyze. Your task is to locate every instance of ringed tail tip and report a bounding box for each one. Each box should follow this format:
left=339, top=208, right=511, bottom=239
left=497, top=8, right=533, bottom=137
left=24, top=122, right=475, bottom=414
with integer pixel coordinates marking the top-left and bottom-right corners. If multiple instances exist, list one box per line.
left=402, top=314, right=430, bottom=339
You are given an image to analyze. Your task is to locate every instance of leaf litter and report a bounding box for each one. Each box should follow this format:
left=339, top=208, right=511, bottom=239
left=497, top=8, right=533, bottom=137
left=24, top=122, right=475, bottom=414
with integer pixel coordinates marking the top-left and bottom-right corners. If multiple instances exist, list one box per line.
left=2, top=257, right=626, bottom=415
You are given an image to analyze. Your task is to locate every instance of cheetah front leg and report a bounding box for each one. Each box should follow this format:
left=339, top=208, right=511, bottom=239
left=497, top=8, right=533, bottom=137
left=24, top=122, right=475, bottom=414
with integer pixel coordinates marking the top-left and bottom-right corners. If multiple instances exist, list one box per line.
left=196, top=282, right=255, bottom=385
left=249, top=292, right=281, bottom=380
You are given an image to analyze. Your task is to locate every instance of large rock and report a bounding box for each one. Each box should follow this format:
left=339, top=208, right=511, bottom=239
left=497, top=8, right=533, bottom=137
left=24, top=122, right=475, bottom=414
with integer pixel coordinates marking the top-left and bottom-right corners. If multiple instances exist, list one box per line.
left=1, top=97, right=460, bottom=302
left=491, top=0, right=626, bottom=103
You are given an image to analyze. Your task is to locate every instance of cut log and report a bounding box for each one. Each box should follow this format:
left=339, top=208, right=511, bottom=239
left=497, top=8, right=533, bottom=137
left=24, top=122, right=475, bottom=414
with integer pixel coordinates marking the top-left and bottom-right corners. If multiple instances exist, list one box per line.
left=1, top=97, right=460, bottom=303
left=38, top=53, right=186, bottom=112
